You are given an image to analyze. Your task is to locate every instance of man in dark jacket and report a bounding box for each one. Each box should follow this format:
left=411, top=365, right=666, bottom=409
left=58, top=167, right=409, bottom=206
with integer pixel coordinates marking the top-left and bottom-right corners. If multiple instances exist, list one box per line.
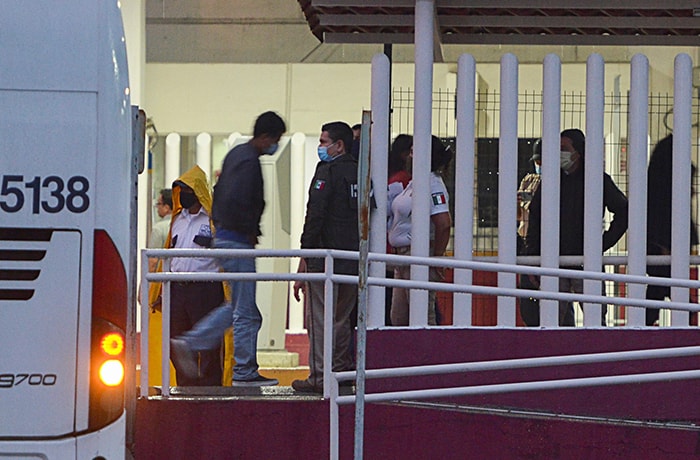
left=646, top=134, right=698, bottom=325
left=524, top=129, right=628, bottom=326
left=170, top=111, right=286, bottom=387
left=292, top=121, right=359, bottom=394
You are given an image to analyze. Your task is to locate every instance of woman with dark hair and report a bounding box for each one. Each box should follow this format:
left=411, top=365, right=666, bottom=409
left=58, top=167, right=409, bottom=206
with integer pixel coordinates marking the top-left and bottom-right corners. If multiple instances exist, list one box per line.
left=384, top=134, right=414, bottom=325
left=388, top=134, right=413, bottom=186
left=387, top=135, right=452, bottom=326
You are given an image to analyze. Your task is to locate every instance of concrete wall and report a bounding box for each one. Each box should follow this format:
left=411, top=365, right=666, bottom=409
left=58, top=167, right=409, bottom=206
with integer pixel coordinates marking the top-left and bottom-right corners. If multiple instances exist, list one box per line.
left=143, top=48, right=698, bottom=138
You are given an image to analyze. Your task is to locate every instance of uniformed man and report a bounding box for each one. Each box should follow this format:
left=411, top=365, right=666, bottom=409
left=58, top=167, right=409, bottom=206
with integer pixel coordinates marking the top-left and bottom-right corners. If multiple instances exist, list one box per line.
left=292, top=121, right=359, bottom=394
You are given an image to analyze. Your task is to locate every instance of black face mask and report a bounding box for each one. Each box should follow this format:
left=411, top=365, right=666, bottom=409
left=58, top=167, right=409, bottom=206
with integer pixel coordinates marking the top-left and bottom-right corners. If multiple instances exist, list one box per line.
left=179, top=192, right=197, bottom=209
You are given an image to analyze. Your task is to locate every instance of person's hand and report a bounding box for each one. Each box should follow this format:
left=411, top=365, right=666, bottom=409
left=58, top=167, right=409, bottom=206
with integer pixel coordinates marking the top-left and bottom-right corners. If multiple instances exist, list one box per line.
left=150, top=296, right=162, bottom=313
left=293, top=280, right=305, bottom=302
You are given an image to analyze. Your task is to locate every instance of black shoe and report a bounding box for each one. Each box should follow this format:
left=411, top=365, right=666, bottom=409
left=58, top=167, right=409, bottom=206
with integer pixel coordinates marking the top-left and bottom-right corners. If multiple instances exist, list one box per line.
left=292, top=379, right=322, bottom=394
left=233, top=375, right=279, bottom=387
left=170, top=338, right=198, bottom=381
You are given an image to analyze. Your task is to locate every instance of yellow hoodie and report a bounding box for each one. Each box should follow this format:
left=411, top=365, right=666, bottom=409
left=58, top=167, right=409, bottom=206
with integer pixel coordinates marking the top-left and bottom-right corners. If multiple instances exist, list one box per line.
left=146, top=165, right=234, bottom=386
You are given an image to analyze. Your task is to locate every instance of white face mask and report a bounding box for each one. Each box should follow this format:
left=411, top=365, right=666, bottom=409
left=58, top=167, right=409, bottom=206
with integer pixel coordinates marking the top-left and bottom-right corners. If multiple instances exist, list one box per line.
left=560, top=150, right=575, bottom=171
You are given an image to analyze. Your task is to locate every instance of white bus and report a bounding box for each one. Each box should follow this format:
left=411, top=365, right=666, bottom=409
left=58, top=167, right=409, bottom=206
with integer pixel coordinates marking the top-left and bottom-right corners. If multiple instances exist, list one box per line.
left=0, top=1, right=140, bottom=458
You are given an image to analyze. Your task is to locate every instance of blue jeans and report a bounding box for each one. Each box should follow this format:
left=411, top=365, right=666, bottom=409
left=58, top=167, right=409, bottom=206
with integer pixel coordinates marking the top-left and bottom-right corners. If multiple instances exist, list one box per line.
left=181, top=237, right=261, bottom=381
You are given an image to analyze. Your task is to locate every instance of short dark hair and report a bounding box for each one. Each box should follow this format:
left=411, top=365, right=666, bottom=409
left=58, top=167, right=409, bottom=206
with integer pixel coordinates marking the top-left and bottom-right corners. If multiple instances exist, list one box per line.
left=322, top=121, right=353, bottom=154
left=159, top=188, right=173, bottom=208
left=531, top=138, right=542, bottom=161
left=253, top=111, right=286, bottom=139
left=352, top=124, right=361, bottom=131
left=430, top=135, right=452, bottom=172
left=561, top=128, right=585, bottom=156
left=389, top=134, right=412, bottom=176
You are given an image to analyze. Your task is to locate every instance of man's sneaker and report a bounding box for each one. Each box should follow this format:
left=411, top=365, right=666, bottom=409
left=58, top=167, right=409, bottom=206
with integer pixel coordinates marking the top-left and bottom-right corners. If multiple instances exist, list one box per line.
left=291, top=379, right=322, bottom=394
left=170, top=338, right=198, bottom=381
left=233, top=375, right=279, bottom=387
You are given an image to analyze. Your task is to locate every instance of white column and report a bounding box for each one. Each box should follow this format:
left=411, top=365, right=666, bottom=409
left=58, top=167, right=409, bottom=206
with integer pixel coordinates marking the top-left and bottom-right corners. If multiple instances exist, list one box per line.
left=626, top=54, right=649, bottom=326
left=409, top=0, right=434, bottom=326
left=369, top=53, right=390, bottom=329
left=226, top=132, right=243, bottom=151
left=120, top=0, right=145, bottom=108
left=288, top=132, right=307, bottom=333
left=195, top=132, right=212, bottom=182
left=164, top=133, right=181, bottom=188
left=497, top=54, right=518, bottom=327
left=671, top=53, right=693, bottom=326
left=540, top=54, right=562, bottom=327
left=583, top=53, right=604, bottom=327
left=453, top=53, right=476, bottom=326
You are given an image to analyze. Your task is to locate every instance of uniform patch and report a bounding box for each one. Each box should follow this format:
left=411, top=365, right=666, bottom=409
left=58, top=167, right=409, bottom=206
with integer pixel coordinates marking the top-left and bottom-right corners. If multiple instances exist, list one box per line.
left=313, top=179, right=326, bottom=190
left=432, top=192, right=447, bottom=205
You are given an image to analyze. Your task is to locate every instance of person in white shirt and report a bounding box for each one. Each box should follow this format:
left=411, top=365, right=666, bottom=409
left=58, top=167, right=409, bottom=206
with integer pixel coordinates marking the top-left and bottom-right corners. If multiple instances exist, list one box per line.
left=159, top=166, right=224, bottom=386
left=148, top=188, right=173, bottom=272
left=387, top=135, right=452, bottom=326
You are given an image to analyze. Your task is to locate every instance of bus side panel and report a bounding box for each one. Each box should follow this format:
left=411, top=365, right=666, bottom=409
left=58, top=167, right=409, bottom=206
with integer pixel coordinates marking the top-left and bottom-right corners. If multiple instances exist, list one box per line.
left=0, top=1, right=98, bottom=92
left=0, top=89, right=97, bottom=438
left=0, top=1, right=130, bottom=457
left=0, top=230, right=80, bottom=436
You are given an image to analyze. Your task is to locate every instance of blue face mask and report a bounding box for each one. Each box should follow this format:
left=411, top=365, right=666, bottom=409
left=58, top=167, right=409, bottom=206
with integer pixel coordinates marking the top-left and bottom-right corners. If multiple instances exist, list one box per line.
left=317, top=142, right=336, bottom=162
left=262, top=143, right=278, bottom=155
left=534, top=164, right=541, bottom=175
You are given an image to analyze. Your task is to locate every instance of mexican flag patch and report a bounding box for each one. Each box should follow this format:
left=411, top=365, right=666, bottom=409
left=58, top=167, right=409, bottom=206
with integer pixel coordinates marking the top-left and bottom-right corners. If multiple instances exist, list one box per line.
left=432, top=192, right=447, bottom=205
left=313, top=179, right=326, bottom=190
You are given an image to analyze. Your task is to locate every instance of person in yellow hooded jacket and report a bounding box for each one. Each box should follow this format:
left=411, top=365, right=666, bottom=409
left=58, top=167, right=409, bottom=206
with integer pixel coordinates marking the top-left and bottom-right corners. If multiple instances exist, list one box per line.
left=148, top=165, right=226, bottom=386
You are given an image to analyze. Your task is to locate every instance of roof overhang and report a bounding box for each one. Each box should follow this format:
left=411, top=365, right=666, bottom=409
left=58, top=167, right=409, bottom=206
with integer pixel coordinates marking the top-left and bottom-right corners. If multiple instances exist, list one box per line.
left=298, top=1, right=700, bottom=47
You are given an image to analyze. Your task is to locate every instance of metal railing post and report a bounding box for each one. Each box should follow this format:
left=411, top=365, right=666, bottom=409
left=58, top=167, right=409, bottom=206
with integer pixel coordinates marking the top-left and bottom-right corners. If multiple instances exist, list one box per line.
left=626, top=54, right=649, bottom=326
left=540, top=54, right=562, bottom=327
left=323, top=253, right=334, bottom=399
left=583, top=53, right=604, bottom=326
left=139, top=250, right=149, bottom=397
left=161, top=258, right=171, bottom=397
left=453, top=53, right=476, bottom=326
left=498, top=53, right=518, bottom=326
left=671, top=53, right=693, bottom=325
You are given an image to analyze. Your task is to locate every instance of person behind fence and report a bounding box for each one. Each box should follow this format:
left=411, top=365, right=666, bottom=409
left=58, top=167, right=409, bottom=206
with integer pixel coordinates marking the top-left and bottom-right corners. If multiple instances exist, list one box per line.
left=645, top=134, right=699, bottom=326
left=151, top=167, right=224, bottom=386
left=292, top=121, right=359, bottom=394
left=350, top=123, right=362, bottom=160
left=149, top=188, right=173, bottom=267
left=517, top=140, right=543, bottom=326
left=524, top=129, right=629, bottom=326
left=170, top=111, right=287, bottom=387
left=387, top=135, right=452, bottom=326
left=385, top=134, right=413, bottom=325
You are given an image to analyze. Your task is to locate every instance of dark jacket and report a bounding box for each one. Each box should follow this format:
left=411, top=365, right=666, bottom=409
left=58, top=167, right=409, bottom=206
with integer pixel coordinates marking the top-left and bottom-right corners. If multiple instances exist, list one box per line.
left=647, top=134, right=698, bottom=251
left=525, top=164, right=628, bottom=257
left=212, top=141, right=265, bottom=239
left=301, top=154, right=360, bottom=275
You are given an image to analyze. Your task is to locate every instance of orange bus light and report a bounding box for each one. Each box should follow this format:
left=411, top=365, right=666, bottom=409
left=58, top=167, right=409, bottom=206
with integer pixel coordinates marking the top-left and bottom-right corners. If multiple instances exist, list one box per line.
left=101, top=333, right=124, bottom=356
left=99, top=359, right=124, bottom=386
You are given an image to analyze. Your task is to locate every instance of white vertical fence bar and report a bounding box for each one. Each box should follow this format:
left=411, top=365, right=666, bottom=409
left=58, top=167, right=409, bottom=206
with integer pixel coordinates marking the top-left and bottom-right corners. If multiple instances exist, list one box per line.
left=164, top=132, right=180, bottom=188
left=671, top=53, right=693, bottom=326
left=288, top=132, right=307, bottom=332
left=323, top=255, right=334, bottom=399
left=540, top=54, right=562, bottom=327
left=409, top=0, right=434, bottom=326
left=583, top=54, right=604, bottom=327
left=453, top=53, right=476, bottom=326
left=195, top=132, right=212, bottom=179
left=139, top=251, right=150, bottom=397
left=160, top=258, right=171, bottom=397
left=369, top=53, right=390, bottom=329
left=626, top=54, right=649, bottom=326
left=497, top=54, right=518, bottom=327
